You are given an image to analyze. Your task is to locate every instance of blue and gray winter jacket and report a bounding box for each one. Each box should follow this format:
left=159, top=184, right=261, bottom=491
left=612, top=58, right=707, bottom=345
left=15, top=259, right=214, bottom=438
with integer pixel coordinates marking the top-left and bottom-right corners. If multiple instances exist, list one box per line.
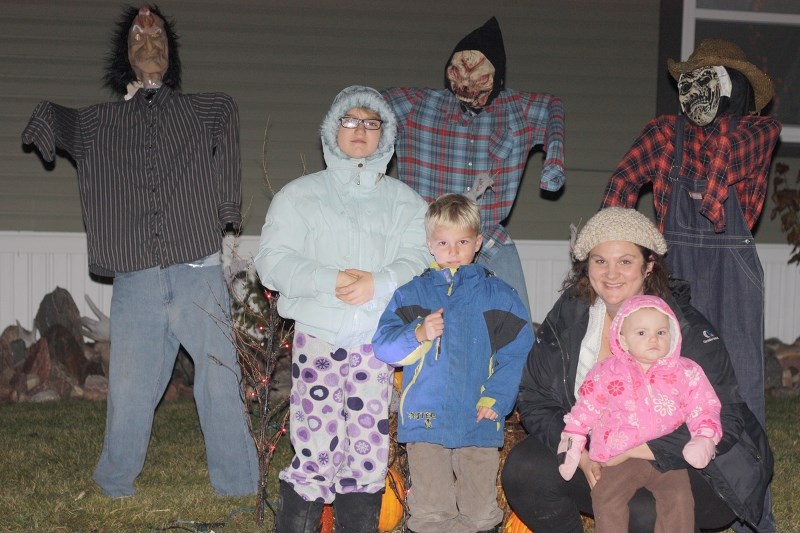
left=372, top=263, right=533, bottom=448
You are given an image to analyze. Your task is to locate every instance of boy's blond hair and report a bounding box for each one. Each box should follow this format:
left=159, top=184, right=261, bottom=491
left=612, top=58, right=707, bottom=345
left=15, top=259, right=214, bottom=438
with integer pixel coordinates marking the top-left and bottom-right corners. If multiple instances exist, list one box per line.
left=425, top=194, right=481, bottom=237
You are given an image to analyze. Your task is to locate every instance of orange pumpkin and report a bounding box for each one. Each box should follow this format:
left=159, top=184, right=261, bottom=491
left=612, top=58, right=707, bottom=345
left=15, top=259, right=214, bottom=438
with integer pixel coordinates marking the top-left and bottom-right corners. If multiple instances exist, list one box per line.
left=319, top=504, right=334, bottom=533
left=393, top=369, right=403, bottom=392
left=504, top=511, right=534, bottom=533
left=378, top=467, right=406, bottom=532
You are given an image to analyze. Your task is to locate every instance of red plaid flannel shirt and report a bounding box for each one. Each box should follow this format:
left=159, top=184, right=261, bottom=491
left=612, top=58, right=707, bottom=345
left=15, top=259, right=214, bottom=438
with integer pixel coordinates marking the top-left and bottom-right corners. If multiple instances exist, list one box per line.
left=602, top=114, right=781, bottom=232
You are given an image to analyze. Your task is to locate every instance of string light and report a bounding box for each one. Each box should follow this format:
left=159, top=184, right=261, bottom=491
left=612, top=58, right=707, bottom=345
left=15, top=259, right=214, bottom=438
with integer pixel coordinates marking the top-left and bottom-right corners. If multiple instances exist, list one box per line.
left=228, top=276, right=292, bottom=525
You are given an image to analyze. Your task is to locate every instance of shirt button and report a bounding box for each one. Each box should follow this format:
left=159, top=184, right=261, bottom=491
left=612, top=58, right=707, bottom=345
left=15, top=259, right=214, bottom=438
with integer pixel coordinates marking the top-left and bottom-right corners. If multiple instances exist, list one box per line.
left=468, top=162, right=473, bottom=167
left=358, top=163, right=364, bottom=168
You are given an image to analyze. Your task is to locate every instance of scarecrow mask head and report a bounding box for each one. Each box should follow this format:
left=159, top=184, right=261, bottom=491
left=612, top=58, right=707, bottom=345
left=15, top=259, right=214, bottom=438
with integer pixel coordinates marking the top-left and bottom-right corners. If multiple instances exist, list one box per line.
left=128, top=6, right=169, bottom=88
left=447, top=50, right=496, bottom=109
left=445, top=17, right=506, bottom=111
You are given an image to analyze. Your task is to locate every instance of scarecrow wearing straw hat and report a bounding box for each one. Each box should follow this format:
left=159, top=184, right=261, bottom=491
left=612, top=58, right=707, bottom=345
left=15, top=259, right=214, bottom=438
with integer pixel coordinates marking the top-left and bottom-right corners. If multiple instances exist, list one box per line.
left=602, top=38, right=781, bottom=531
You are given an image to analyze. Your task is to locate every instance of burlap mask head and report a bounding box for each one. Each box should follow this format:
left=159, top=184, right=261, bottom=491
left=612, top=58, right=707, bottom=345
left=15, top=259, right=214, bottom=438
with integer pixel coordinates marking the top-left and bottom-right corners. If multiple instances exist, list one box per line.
left=445, top=17, right=506, bottom=111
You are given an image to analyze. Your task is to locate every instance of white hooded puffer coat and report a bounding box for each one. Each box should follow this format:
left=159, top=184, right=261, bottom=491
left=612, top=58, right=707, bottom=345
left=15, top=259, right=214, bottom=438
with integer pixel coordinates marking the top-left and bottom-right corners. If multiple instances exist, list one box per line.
left=255, top=86, right=429, bottom=346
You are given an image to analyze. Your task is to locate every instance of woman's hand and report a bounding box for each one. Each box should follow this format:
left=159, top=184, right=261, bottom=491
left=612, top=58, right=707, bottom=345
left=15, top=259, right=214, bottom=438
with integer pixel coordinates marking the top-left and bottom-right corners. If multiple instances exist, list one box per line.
left=578, top=450, right=603, bottom=489
left=335, top=269, right=374, bottom=305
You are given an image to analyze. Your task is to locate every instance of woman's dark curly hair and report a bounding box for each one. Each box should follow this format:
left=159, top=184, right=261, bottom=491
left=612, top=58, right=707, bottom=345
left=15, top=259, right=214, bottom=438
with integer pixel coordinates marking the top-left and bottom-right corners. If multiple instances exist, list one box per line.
left=561, top=245, right=671, bottom=304
left=103, top=4, right=181, bottom=96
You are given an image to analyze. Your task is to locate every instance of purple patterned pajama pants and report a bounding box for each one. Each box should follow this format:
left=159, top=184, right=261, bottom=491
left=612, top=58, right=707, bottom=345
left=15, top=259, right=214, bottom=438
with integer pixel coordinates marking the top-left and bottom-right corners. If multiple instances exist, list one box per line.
left=279, top=332, right=393, bottom=503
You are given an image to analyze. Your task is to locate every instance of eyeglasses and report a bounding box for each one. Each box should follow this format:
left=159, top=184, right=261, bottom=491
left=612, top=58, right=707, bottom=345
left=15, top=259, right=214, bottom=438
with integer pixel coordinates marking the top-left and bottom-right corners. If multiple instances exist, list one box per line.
left=339, top=116, right=383, bottom=130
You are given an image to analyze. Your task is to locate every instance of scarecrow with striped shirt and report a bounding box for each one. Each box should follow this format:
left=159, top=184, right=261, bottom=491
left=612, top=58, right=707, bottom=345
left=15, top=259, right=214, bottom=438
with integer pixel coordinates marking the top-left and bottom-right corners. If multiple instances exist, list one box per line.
left=21, top=5, right=258, bottom=499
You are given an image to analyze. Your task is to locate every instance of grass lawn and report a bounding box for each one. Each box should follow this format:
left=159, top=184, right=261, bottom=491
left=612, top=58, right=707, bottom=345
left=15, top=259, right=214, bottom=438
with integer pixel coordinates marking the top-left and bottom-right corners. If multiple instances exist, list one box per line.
left=0, top=396, right=797, bottom=532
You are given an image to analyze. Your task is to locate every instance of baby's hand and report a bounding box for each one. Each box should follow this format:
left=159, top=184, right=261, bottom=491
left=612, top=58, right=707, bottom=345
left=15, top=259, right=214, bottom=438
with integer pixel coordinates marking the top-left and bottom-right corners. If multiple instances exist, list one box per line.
left=476, top=406, right=498, bottom=422
left=557, top=433, right=587, bottom=481
left=682, top=436, right=716, bottom=469
left=416, top=308, right=444, bottom=342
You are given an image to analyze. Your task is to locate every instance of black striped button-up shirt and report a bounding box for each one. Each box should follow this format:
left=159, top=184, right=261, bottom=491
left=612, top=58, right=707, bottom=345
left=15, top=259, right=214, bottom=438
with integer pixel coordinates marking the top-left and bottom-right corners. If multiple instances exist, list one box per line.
left=22, top=87, right=242, bottom=276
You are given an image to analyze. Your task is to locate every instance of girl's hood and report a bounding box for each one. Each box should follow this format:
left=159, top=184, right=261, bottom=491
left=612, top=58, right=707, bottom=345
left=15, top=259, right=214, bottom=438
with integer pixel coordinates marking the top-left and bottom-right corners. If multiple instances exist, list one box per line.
left=319, top=85, right=397, bottom=163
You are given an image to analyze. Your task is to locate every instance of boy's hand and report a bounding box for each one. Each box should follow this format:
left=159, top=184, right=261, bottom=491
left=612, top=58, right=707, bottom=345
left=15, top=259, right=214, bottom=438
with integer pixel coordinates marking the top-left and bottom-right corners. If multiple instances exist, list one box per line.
left=415, top=308, right=444, bottom=342
left=476, top=406, right=498, bottom=422
left=335, top=269, right=374, bottom=305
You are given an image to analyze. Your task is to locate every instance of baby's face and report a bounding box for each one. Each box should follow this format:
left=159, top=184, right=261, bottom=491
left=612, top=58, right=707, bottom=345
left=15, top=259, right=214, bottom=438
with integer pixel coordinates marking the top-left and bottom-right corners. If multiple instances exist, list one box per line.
left=619, top=307, right=671, bottom=368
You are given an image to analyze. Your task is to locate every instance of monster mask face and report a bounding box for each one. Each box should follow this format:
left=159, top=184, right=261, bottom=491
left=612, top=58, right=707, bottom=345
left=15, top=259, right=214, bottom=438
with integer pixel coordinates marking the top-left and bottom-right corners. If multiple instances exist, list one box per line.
left=447, top=50, right=496, bottom=110
left=128, top=6, right=168, bottom=89
left=678, top=66, right=732, bottom=126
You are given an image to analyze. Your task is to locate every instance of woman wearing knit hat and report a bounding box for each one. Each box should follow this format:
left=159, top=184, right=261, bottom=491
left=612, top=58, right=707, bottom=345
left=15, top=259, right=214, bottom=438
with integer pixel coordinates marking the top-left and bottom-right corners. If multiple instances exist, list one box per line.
left=601, top=41, right=780, bottom=532
left=501, top=208, right=772, bottom=533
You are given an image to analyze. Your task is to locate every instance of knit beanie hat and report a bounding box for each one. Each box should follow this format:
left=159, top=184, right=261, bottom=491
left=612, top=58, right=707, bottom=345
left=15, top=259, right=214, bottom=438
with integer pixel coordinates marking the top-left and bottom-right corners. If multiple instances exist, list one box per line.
left=445, top=16, right=506, bottom=103
left=572, top=208, right=667, bottom=260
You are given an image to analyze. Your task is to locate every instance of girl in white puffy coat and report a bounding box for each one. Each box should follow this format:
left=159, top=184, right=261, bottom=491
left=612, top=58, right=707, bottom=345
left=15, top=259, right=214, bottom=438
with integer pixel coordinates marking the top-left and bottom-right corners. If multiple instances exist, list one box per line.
left=255, top=85, right=429, bottom=532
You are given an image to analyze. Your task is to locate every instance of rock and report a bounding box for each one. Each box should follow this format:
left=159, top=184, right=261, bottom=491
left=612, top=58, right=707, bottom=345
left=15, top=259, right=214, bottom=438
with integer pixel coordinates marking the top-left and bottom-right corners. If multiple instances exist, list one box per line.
left=42, top=324, right=85, bottom=384
left=29, top=389, right=61, bottom=403
left=85, top=341, right=110, bottom=377
left=765, top=351, right=783, bottom=392
left=173, top=347, right=195, bottom=386
left=162, top=377, right=193, bottom=402
left=0, top=338, right=11, bottom=374
left=34, top=287, right=83, bottom=347
left=0, top=384, right=15, bottom=403
left=22, top=338, right=51, bottom=384
left=163, top=380, right=179, bottom=402
left=50, top=360, right=79, bottom=389
left=26, top=374, right=40, bottom=390
left=1, top=322, right=36, bottom=348
left=83, top=374, right=108, bottom=401
left=0, top=367, right=14, bottom=388
left=9, top=339, right=27, bottom=368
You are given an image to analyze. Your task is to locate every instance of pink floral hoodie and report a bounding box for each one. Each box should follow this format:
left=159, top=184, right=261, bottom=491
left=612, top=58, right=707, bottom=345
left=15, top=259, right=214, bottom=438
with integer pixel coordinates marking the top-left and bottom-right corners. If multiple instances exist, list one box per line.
left=563, top=295, right=722, bottom=462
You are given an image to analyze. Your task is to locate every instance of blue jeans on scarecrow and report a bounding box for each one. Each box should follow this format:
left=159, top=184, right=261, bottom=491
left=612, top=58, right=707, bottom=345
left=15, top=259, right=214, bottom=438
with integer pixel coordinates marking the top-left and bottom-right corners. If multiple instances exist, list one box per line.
left=477, top=241, right=531, bottom=318
left=93, top=257, right=258, bottom=498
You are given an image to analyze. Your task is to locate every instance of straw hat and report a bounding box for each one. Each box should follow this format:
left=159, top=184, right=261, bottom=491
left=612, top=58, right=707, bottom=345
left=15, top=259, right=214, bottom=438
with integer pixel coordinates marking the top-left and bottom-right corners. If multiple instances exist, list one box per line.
left=667, top=38, right=775, bottom=112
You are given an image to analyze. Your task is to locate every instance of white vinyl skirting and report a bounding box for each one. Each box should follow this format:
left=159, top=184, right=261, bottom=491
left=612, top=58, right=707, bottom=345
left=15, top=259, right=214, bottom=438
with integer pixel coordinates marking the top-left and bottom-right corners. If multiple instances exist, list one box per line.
left=1, top=232, right=798, bottom=343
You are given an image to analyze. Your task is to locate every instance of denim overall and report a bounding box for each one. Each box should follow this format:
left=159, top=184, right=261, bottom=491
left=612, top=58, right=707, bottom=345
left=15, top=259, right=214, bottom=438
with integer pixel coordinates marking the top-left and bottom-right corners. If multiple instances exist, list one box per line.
left=663, top=115, right=766, bottom=423
left=663, top=116, right=774, bottom=532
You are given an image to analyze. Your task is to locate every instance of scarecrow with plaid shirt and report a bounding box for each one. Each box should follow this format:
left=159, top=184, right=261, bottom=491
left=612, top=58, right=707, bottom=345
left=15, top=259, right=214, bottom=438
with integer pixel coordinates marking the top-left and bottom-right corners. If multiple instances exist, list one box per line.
left=602, top=38, right=781, bottom=533
left=383, top=16, right=566, bottom=317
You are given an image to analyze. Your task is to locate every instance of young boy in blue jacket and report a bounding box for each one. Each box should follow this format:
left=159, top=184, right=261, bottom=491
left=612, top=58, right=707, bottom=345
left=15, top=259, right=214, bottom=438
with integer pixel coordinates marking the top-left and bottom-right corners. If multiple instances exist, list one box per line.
left=373, top=194, right=534, bottom=533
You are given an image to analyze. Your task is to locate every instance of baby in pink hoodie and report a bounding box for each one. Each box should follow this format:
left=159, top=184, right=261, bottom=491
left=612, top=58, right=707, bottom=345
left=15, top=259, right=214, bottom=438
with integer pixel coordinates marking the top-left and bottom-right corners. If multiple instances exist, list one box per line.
left=558, top=294, right=722, bottom=532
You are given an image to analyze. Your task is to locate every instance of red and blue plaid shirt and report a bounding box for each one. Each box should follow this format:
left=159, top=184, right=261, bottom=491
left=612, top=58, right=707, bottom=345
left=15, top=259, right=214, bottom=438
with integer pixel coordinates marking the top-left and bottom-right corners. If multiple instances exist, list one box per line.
left=383, top=87, right=565, bottom=259
left=602, top=114, right=781, bottom=232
